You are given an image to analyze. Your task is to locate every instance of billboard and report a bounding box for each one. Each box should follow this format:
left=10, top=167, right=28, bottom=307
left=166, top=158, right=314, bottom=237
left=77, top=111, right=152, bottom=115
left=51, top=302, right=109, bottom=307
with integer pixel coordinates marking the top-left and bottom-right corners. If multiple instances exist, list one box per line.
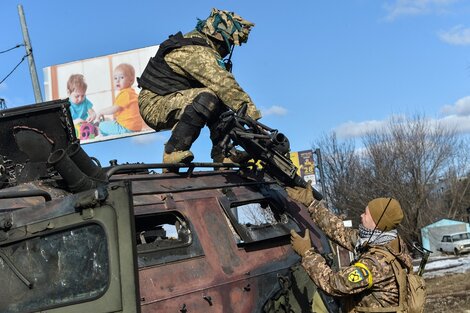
left=43, top=45, right=159, bottom=144
left=290, top=149, right=316, bottom=185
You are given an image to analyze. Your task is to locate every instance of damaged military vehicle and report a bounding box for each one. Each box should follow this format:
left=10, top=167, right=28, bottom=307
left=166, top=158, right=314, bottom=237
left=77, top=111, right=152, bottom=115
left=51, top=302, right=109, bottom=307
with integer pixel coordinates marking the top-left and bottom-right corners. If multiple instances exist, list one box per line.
left=0, top=99, right=338, bottom=312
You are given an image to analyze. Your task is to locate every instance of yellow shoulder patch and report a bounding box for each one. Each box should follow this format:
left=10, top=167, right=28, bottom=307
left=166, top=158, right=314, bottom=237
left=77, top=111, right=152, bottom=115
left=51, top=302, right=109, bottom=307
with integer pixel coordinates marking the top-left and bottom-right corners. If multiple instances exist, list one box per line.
left=352, top=262, right=373, bottom=288
left=347, top=268, right=365, bottom=283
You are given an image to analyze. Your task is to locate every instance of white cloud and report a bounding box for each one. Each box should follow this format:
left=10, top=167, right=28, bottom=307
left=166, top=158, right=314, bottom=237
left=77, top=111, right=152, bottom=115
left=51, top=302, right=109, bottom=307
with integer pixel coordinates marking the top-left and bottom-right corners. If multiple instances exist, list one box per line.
left=131, top=132, right=166, bottom=145
left=384, top=0, right=458, bottom=21
left=261, top=105, right=288, bottom=116
left=441, top=96, right=470, bottom=116
left=335, top=107, right=470, bottom=139
left=438, top=25, right=470, bottom=45
left=438, top=114, right=470, bottom=133
left=334, top=119, right=389, bottom=139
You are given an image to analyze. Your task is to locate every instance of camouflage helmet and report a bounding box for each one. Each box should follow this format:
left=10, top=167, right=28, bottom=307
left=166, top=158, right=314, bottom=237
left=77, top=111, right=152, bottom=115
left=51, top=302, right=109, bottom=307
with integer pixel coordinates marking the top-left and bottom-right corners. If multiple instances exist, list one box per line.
left=196, top=8, right=255, bottom=47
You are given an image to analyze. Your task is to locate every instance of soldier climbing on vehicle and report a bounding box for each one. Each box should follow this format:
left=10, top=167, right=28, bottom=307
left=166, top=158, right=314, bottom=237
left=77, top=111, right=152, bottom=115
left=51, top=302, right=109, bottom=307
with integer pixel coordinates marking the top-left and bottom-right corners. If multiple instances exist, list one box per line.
left=138, top=8, right=262, bottom=171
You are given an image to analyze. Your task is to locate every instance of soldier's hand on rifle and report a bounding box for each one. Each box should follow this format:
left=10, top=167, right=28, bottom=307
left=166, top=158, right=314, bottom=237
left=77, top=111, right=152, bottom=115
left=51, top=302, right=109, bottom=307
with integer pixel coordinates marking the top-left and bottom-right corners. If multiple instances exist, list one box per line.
left=286, top=182, right=314, bottom=207
left=290, top=229, right=312, bottom=257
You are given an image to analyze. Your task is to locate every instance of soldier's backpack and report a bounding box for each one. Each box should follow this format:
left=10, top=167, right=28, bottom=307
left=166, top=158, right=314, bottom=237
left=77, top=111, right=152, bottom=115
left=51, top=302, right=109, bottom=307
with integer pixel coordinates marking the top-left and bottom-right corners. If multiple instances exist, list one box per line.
left=364, top=248, right=426, bottom=313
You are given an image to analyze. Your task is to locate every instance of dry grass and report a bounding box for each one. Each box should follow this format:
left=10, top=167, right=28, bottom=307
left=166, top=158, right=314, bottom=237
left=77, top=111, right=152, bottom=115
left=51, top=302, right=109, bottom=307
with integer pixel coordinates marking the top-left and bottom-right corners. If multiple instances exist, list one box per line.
left=425, top=272, right=470, bottom=312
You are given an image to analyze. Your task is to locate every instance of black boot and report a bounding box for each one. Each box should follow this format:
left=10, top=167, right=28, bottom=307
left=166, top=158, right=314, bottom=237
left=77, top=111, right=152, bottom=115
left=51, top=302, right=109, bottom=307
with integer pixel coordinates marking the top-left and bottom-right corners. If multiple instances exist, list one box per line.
left=163, top=105, right=204, bottom=172
left=163, top=92, right=224, bottom=172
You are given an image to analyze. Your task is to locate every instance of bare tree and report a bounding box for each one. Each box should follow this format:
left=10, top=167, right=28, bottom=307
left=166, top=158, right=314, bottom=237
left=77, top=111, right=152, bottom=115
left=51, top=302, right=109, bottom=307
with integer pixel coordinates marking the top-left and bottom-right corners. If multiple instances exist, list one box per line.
left=315, top=115, right=467, bottom=246
left=439, top=136, right=470, bottom=220
left=316, top=132, right=366, bottom=222
left=362, top=115, right=458, bottom=243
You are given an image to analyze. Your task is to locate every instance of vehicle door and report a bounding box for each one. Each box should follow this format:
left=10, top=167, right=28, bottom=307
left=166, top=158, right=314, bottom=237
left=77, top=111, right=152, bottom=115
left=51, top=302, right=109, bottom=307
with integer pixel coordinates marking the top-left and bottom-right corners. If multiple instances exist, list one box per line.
left=0, top=181, right=140, bottom=313
left=440, top=235, right=451, bottom=253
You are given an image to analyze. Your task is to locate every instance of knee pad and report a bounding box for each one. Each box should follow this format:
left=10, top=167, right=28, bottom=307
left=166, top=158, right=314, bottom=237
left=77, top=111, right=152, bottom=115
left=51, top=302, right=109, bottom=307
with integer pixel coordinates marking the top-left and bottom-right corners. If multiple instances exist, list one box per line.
left=180, top=104, right=206, bottom=128
left=192, top=92, right=222, bottom=120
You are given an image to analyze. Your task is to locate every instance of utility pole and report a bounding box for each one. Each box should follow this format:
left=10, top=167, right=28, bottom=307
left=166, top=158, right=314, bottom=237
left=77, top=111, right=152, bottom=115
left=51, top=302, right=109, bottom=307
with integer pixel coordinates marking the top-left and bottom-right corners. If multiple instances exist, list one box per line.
left=18, top=4, right=43, bottom=103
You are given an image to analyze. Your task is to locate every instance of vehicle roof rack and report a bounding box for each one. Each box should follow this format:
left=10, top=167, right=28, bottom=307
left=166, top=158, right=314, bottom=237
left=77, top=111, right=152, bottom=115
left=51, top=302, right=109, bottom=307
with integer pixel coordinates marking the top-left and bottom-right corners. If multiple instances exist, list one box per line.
left=105, top=161, right=250, bottom=178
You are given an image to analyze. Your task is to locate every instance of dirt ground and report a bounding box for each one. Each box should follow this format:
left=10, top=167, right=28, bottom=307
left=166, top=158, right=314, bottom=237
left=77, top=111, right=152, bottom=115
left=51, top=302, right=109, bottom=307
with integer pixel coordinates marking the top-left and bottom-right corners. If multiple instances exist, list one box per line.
left=425, top=271, right=470, bottom=312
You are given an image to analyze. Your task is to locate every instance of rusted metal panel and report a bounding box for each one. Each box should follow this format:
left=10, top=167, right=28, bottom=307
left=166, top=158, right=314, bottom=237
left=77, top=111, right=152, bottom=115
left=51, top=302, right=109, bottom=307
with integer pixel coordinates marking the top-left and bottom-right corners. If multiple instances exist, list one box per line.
left=131, top=170, right=318, bottom=312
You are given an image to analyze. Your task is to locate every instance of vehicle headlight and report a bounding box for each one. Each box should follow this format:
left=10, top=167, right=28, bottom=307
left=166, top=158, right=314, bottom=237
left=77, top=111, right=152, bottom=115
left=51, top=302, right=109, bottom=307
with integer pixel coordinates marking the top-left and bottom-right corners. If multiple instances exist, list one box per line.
left=458, top=245, right=463, bottom=249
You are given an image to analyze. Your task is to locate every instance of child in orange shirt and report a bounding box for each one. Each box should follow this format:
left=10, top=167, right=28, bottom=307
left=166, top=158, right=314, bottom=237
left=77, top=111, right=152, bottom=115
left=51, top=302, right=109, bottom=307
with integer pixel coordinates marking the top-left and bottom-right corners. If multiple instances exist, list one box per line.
left=97, top=63, right=143, bottom=136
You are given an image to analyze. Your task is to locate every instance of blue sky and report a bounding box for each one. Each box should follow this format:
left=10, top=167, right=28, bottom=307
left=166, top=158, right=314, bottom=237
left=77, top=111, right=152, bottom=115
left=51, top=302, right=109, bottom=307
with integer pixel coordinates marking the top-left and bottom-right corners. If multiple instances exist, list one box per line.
left=1, top=0, right=470, bottom=166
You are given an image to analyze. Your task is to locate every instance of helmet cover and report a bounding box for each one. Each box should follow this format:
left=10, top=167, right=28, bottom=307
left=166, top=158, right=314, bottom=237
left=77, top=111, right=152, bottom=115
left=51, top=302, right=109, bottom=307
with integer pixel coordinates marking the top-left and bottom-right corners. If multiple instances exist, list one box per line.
left=196, top=8, right=254, bottom=46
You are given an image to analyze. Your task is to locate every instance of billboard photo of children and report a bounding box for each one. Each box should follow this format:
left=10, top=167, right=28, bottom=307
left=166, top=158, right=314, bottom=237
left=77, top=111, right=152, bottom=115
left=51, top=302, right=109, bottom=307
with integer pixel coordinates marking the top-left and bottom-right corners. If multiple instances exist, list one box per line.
left=43, top=45, right=157, bottom=144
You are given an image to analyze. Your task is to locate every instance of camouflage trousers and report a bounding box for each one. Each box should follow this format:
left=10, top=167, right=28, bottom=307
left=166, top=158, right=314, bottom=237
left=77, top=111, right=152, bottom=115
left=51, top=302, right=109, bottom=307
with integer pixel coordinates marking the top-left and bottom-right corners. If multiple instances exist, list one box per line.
left=138, top=88, right=216, bottom=131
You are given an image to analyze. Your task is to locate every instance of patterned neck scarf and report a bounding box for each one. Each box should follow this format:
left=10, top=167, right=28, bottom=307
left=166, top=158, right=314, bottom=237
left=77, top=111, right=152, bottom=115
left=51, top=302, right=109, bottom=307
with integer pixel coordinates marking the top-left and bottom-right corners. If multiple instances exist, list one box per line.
left=356, top=224, right=398, bottom=252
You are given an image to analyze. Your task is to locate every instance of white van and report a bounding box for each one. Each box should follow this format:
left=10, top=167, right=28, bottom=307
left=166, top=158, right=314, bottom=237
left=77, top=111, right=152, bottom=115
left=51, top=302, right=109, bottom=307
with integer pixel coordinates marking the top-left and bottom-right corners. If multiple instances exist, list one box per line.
left=439, top=232, right=470, bottom=255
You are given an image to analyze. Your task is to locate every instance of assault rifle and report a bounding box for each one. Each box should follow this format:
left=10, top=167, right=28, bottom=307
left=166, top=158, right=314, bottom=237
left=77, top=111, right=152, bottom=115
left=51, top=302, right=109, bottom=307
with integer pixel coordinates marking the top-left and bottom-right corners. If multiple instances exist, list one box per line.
left=216, top=104, right=323, bottom=201
left=412, top=242, right=432, bottom=276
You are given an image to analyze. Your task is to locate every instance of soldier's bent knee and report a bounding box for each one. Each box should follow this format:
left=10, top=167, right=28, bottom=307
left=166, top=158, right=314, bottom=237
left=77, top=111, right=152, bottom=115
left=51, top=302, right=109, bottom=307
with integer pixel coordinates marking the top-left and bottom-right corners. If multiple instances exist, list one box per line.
left=192, top=92, right=222, bottom=120
left=180, top=105, right=206, bottom=128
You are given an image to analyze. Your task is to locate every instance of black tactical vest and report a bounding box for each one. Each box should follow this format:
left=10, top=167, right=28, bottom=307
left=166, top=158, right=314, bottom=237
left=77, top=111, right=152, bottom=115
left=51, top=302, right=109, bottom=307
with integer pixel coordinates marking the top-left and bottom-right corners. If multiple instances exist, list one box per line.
left=137, top=32, right=210, bottom=96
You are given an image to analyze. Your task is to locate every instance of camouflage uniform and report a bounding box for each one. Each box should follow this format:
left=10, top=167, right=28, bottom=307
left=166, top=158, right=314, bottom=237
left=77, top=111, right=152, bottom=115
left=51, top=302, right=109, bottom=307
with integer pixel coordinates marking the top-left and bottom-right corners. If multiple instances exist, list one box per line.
left=139, top=30, right=260, bottom=131
left=302, top=201, right=413, bottom=313
left=138, top=9, right=261, bottom=165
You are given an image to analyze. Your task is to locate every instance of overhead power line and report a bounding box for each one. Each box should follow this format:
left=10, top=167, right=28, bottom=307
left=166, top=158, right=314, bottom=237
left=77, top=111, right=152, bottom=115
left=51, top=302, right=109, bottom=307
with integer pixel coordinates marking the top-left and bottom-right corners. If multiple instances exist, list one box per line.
left=0, top=44, right=24, bottom=54
left=0, top=43, right=28, bottom=85
left=0, top=52, right=30, bottom=85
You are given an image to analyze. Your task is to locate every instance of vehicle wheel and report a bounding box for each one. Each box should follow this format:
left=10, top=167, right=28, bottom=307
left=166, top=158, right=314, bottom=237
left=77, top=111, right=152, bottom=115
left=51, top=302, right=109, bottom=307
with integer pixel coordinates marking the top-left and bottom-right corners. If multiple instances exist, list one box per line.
left=454, top=248, right=460, bottom=256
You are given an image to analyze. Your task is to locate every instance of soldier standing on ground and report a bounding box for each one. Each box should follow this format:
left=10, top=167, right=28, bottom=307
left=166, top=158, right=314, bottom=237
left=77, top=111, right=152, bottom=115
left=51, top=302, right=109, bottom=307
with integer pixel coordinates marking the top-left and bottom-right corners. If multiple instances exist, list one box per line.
left=287, top=185, right=414, bottom=312
left=137, top=8, right=261, bottom=168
